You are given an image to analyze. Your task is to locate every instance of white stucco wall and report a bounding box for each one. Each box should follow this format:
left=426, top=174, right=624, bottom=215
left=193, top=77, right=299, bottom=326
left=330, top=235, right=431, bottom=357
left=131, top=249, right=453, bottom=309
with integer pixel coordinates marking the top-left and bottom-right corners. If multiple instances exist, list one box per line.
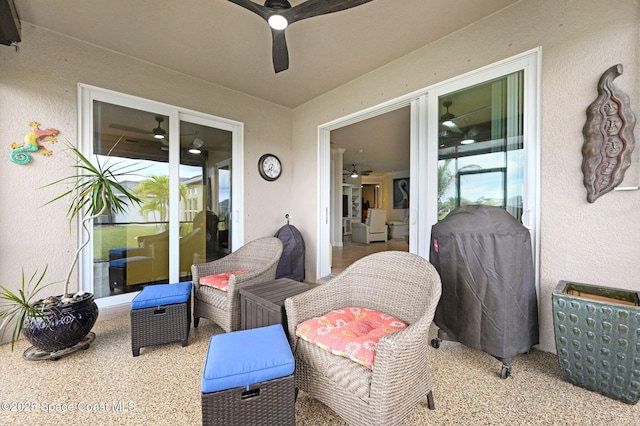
left=290, top=0, right=640, bottom=352
left=0, top=24, right=293, bottom=305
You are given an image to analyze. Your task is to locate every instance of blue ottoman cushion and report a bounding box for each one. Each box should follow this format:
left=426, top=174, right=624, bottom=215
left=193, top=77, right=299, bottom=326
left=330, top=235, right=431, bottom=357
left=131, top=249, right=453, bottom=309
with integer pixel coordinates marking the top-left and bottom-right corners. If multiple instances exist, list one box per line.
left=202, top=324, right=294, bottom=393
left=109, top=247, right=146, bottom=259
left=131, top=282, right=193, bottom=310
left=110, top=255, right=150, bottom=268
left=109, top=247, right=129, bottom=257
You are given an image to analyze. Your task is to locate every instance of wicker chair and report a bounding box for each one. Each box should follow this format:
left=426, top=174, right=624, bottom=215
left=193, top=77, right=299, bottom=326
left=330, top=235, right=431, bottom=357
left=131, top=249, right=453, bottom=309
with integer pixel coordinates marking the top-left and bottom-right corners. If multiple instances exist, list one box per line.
left=191, top=236, right=283, bottom=332
left=285, top=251, right=442, bottom=426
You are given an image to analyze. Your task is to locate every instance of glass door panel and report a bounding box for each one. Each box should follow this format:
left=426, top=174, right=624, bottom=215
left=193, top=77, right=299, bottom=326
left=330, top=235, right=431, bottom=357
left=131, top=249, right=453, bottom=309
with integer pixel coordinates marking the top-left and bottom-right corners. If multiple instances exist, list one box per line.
left=178, top=121, right=232, bottom=279
left=92, top=100, right=171, bottom=298
left=437, top=71, right=524, bottom=221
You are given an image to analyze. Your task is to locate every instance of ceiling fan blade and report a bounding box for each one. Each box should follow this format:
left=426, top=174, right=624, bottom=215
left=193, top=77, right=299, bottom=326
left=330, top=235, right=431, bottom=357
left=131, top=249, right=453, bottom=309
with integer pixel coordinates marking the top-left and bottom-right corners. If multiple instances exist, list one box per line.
left=442, top=121, right=463, bottom=134
left=285, top=0, right=373, bottom=25
left=227, top=0, right=270, bottom=21
left=272, top=28, right=289, bottom=73
left=109, top=123, right=152, bottom=134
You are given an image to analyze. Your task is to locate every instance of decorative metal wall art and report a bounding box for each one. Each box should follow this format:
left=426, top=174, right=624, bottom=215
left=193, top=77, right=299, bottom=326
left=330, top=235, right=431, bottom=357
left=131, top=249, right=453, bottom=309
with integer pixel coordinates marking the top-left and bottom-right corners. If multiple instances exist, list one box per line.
left=10, top=121, right=60, bottom=165
left=582, top=64, right=636, bottom=203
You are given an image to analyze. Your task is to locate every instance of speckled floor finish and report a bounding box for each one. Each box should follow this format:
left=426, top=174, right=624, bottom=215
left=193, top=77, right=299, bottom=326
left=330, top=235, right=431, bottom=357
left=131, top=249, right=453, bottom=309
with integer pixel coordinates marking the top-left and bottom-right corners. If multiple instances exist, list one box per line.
left=1, top=314, right=637, bottom=425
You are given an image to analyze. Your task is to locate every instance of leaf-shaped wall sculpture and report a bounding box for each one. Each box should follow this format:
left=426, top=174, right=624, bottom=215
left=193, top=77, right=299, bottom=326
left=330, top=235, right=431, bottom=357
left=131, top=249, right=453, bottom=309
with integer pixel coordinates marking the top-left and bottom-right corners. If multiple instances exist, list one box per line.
left=582, top=64, right=636, bottom=203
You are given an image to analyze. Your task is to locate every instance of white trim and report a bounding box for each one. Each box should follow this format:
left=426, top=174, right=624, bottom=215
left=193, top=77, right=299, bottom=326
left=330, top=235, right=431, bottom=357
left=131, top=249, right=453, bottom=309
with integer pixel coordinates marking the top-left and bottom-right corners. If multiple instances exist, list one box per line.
left=317, top=127, right=332, bottom=279
left=78, top=84, right=244, bottom=309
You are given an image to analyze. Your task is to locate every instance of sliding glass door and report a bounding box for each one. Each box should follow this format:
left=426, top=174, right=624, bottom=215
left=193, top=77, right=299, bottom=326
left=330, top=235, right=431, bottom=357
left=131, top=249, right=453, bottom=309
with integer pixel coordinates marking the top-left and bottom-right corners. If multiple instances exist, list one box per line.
left=318, top=49, right=540, bottom=285
left=80, top=85, right=242, bottom=308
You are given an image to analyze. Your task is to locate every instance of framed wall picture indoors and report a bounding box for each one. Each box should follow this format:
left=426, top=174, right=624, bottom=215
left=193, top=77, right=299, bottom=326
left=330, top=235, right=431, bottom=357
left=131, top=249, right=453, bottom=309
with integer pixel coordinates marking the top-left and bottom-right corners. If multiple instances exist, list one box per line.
left=393, top=178, right=409, bottom=209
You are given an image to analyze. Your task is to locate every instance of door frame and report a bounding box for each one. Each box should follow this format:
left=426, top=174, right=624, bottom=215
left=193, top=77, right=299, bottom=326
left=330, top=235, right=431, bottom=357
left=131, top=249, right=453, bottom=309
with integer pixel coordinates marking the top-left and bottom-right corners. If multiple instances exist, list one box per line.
left=317, top=48, right=541, bottom=295
left=78, top=84, right=244, bottom=309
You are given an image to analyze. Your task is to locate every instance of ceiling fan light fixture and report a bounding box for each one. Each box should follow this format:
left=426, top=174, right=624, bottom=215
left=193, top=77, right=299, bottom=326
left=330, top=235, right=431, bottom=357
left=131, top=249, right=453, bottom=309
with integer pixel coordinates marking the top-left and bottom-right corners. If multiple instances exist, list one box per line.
left=268, top=14, right=288, bottom=30
left=460, top=138, right=476, bottom=145
left=153, top=116, right=166, bottom=139
left=351, top=171, right=358, bottom=178
left=189, top=148, right=202, bottom=154
left=440, top=101, right=455, bottom=123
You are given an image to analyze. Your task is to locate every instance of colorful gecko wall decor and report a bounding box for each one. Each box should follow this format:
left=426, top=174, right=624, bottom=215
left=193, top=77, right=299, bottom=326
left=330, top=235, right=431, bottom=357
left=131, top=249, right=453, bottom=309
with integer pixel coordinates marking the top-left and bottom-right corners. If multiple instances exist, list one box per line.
left=10, top=121, right=60, bottom=165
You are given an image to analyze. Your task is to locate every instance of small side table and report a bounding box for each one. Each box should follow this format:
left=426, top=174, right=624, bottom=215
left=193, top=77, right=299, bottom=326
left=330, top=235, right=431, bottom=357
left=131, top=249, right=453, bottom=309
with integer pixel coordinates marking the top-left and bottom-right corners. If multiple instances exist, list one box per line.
left=239, top=278, right=311, bottom=336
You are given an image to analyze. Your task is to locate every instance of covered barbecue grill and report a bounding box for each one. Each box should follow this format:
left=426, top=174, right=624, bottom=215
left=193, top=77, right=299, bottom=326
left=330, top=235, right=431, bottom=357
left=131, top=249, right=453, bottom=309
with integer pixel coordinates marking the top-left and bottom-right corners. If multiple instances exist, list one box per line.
left=274, top=214, right=305, bottom=282
left=429, top=205, right=539, bottom=378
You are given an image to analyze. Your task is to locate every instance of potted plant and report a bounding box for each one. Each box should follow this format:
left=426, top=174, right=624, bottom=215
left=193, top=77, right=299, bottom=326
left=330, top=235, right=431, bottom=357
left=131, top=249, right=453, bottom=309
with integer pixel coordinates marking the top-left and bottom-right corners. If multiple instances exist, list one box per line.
left=0, top=143, right=142, bottom=359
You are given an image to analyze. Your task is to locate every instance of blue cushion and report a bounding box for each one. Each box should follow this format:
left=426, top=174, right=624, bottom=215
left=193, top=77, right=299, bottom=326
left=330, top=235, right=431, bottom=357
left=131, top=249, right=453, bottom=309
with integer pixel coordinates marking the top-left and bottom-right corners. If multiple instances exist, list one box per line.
left=109, top=247, right=129, bottom=256
left=110, top=255, right=151, bottom=268
left=202, top=324, right=295, bottom=393
left=131, top=282, right=193, bottom=310
left=109, top=247, right=145, bottom=258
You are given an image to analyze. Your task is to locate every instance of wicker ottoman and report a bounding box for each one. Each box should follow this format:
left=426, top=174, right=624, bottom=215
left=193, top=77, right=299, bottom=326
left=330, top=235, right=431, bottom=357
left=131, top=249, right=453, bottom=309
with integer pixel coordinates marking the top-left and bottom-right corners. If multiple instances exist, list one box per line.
left=201, top=324, right=295, bottom=426
left=130, top=282, right=192, bottom=356
left=109, top=255, right=153, bottom=291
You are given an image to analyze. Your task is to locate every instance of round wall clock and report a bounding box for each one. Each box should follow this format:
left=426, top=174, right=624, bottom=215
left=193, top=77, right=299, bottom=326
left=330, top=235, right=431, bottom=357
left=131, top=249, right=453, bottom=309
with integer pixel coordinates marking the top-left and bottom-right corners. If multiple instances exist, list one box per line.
left=258, top=153, right=282, bottom=181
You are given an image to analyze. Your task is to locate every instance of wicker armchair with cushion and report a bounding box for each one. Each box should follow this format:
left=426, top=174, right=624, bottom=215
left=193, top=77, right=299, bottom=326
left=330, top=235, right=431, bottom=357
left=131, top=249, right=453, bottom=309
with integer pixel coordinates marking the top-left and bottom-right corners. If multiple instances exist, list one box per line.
left=191, top=236, right=283, bottom=332
left=285, top=251, right=442, bottom=426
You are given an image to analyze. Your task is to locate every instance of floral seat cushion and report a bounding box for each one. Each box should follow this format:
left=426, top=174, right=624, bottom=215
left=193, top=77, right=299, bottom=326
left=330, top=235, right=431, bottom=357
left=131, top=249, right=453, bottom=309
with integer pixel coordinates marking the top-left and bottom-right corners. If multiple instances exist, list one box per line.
left=199, top=270, right=251, bottom=292
left=295, top=307, right=407, bottom=369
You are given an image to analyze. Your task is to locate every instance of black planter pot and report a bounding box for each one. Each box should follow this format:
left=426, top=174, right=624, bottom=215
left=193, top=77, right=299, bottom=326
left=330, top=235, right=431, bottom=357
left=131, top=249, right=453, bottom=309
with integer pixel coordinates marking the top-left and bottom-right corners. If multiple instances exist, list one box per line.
left=22, top=293, right=99, bottom=353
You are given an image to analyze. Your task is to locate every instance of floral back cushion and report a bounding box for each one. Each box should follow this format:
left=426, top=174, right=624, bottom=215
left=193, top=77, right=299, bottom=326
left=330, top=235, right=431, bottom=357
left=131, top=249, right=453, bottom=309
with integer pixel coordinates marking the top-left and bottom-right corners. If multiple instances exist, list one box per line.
left=199, top=270, right=251, bottom=292
left=295, top=307, right=407, bottom=369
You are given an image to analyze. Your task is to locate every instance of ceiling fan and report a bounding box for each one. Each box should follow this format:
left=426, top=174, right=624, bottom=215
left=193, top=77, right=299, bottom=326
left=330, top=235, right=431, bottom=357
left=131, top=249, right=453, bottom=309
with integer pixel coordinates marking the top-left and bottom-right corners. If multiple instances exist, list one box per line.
left=441, top=102, right=492, bottom=134
left=343, top=164, right=372, bottom=178
left=109, top=116, right=168, bottom=140
left=228, top=0, right=374, bottom=73
left=440, top=101, right=462, bottom=134
left=109, top=117, right=198, bottom=144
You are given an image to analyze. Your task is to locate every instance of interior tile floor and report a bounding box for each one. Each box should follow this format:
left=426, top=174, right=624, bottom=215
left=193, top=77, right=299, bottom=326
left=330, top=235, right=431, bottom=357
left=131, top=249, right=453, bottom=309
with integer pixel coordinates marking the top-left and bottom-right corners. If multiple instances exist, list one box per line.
left=331, top=237, right=409, bottom=276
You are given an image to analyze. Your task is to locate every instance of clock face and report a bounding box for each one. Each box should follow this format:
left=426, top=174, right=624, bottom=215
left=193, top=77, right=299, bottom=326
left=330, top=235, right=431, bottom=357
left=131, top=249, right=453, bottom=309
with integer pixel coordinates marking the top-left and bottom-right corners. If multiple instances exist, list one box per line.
left=258, top=154, right=282, bottom=181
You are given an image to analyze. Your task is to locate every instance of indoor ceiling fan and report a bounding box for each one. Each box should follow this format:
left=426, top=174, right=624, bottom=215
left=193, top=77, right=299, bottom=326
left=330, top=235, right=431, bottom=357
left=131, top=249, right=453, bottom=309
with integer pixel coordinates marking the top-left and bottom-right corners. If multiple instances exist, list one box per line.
left=109, top=117, right=198, bottom=144
left=343, top=164, right=372, bottom=178
left=109, top=116, right=168, bottom=140
left=228, top=0, right=374, bottom=73
left=440, top=101, right=491, bottom=134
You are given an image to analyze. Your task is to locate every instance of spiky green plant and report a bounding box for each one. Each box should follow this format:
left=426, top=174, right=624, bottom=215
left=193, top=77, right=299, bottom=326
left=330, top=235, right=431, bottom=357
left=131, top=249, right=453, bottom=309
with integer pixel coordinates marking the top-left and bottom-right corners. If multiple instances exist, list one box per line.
left=0, top=267, right=51, bottom=350
left=1, top=142, right=145, bottom=351
left=43, top=143, right=144, bottom=300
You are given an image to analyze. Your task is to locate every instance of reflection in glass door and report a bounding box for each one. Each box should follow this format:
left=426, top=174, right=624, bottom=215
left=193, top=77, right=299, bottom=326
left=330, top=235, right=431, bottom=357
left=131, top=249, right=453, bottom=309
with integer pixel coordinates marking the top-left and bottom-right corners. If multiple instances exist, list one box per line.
left=215, top=159, right=231, bottom=255
left=91, top=101, right=232, bottom=299
left=437, top=71, right=524, bottom=221
left=92, top=101, right=171, bottom=298
left=178, top=121, right=232, bottom=274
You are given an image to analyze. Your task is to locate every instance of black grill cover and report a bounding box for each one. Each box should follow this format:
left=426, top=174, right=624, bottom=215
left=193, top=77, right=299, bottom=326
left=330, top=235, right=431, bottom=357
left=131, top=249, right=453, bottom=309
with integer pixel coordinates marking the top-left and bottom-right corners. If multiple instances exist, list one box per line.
left=430, top=205, right=539, bottom=361
left=274, top=224, right=305, bottom=282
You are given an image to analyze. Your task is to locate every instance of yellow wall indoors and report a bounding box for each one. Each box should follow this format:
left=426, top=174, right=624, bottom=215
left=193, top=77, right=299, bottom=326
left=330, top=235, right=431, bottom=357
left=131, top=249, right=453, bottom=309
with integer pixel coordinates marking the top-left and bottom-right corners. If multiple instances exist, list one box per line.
left=0, top=0, right=639, bottom=353
left=290, top=0, right=640, bottom=352
left=0, top=24, right=293, bottom=308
